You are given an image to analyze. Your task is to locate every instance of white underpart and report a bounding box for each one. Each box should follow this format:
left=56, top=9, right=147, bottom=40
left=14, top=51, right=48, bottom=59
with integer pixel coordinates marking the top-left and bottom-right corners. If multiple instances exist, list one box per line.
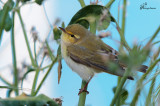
left=61, top=41, right=95, bottom=81
left=64, top=56, right=95, bottom=81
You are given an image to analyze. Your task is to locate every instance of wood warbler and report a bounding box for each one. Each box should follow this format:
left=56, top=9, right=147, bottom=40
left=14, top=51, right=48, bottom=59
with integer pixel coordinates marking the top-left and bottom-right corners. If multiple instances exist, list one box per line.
left=59, top=24, right=148, bottom=95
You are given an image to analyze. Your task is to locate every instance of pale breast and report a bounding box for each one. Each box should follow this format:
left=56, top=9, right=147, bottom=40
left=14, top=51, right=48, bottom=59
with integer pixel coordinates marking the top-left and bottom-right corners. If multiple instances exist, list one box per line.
left=61, top=41, right=95, bottom=81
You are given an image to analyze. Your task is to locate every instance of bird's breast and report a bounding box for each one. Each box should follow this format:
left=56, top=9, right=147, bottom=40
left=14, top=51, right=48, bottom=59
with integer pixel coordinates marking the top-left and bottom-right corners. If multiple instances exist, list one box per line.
left=61, top=42, right=95, bottom=81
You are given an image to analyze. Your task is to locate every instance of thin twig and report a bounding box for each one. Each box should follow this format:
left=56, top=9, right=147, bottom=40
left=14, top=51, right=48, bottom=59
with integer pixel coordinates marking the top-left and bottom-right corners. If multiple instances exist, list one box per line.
left=33, top=57, right=58, bottom=96
left=17, top=10, right=36, bottom=67
left=146, top=26, right=160, bottom=46
left=34, top=41, right=38, bottom=65
left=42, top=4, right=53, bottom=28
left=121, top=0, right=127, bottom=35
left=105, top=0, right=115, bottom=8
left=78, top=0, right=85, bottom=8
left=0, top=74, right=12, bottom=86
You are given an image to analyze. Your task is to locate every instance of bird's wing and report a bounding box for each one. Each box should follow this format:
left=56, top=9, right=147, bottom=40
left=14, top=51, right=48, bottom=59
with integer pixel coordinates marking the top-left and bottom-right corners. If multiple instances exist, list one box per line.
left=67, top=43, right=126, bottom=77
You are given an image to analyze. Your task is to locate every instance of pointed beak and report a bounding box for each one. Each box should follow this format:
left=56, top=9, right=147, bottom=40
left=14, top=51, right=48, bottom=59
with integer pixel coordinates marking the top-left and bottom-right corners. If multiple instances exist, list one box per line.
left=59, top=27, right=66, bottom=33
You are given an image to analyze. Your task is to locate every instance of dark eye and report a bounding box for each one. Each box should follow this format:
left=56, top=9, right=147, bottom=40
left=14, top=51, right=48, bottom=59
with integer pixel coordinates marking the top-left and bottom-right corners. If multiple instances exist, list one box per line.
left=71, top=35, right=74, bottom=37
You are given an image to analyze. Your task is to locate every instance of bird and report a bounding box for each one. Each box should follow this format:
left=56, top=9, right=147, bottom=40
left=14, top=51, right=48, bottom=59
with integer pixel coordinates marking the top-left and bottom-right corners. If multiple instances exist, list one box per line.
left=59, top=24, right=148, bottom=95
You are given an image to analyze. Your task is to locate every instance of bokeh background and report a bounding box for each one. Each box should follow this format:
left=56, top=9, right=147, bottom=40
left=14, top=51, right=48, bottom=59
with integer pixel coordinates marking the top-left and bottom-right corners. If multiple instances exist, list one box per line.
left=0, top=0, right=160, bottom=106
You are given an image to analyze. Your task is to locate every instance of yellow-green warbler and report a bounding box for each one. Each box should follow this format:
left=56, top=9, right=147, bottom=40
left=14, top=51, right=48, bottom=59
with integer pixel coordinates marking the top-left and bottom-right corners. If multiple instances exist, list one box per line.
left=59, top=24, right=147, bottom=95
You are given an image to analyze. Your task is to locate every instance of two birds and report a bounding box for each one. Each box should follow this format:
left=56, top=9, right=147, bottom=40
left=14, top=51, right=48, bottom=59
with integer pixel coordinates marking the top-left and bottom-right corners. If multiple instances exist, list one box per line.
left=59, top=24, right=147, bottom=95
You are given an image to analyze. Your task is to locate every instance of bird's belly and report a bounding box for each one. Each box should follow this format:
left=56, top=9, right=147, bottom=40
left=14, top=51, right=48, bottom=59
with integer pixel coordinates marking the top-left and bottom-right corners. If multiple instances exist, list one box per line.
left=64, top=56, right=95, bottom=81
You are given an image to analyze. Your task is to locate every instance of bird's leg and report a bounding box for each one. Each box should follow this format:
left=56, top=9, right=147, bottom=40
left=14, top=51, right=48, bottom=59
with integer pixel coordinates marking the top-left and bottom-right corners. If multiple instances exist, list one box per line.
left=78, top=76, right=93, bottom=95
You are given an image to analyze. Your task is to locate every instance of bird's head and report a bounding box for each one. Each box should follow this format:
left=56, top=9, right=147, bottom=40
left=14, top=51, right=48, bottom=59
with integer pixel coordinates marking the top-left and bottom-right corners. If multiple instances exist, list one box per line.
left=59, top=24, right=89, bottom=46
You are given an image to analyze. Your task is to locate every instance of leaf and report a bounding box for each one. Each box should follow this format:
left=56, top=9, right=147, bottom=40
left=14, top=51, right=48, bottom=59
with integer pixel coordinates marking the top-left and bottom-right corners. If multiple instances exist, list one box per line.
left=4, top=13, right=12, bottom=31
left=0, top=93, right=58, bottom=106
left=113, top=87, right=128, bottom=105
left=0, top=10, right=12, bottom=32
left=57, top=45, right=62, bottom=84
left=76, top=20, right=89, bottom=29
left=53, top=26, right=62, bottom=40
left=69, top=5, right=112, bottom=31
left=61, top=21, right=65, bottom=28
left=3, top=0, right=14, bottom=12
left=58, top=60, right=62, bottom=84
left=21, top=0, right=31, bottom=3
left=35, top=0, right=44, bottom=5
left=0, top=0, right=14, bottom=42
left=57, top=45, right=62, bottom=60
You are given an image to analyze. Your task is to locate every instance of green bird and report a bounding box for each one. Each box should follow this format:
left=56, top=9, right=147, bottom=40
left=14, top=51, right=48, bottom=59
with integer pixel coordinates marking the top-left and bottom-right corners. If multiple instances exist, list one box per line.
left=59, top=24, right=147, bottom=95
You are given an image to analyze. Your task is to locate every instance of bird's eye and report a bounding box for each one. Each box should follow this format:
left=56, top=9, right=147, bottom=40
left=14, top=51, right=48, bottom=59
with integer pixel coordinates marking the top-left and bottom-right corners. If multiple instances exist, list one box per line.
left=71, top=35, right=74, bottom=37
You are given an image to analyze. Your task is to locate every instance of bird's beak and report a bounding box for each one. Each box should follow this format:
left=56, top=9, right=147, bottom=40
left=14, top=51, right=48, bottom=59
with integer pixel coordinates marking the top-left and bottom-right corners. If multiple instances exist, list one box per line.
left=59, top=27, right=66, bottom=33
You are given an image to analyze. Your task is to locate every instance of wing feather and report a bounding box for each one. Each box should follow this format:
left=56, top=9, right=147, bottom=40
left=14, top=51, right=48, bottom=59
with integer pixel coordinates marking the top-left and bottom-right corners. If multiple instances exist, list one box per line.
left=67, top=35, right=125, bottom=77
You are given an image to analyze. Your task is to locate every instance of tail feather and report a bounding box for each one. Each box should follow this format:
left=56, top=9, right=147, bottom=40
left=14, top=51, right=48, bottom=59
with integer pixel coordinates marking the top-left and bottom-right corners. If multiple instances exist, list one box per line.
left=138, top=65, right=148, bottom=73
left=121, top=65, right=148, bottom=80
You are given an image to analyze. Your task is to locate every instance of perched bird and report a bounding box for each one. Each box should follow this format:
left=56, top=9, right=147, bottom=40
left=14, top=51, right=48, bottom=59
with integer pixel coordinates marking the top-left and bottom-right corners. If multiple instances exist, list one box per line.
left=59, top=24, right=147, bottom=95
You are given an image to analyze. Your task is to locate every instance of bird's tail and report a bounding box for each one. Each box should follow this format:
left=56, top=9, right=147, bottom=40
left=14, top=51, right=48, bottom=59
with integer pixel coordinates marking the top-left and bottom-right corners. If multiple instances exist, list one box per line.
left=138, top=65, right=148, bottom=73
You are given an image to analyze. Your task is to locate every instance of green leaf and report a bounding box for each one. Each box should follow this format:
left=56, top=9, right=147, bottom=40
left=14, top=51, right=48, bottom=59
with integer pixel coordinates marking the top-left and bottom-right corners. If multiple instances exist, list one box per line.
left=35, top=0, right=44, bottom=5
left=21, top=0, right=31, bottom=3
left=57, top=45, right=62, bottom=60
left=113, top=87, right=128, bottom=105
left=0, top=94, right=58, bottom=106
left=4, top=13, right=12, bottom=31
left=0, top=10, right=12, bottom=32
left=0, top=10, right=4, bottom=26
left=3, top=0, right=14, bottom=12
left=69, top=5, right=111, bottom=31
left=53, top=26, right=61, bottom=40
left=0, top=0, right=14, bottom=42
left=77, top=19, right=89, bottom=29
left=61, top=21, right=65, bottom=28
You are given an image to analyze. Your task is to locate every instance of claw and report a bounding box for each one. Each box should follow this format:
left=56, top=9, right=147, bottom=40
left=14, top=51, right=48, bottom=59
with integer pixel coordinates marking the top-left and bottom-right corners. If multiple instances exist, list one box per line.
left=78, top=89, right=89, bottom=95
left=78, top=76, right=93, bottom=95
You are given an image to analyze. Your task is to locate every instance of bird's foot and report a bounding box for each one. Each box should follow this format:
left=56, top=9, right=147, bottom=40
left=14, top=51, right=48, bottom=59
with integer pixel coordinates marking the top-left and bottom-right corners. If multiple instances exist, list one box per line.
left=78, top=88, right=89, bottom=95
